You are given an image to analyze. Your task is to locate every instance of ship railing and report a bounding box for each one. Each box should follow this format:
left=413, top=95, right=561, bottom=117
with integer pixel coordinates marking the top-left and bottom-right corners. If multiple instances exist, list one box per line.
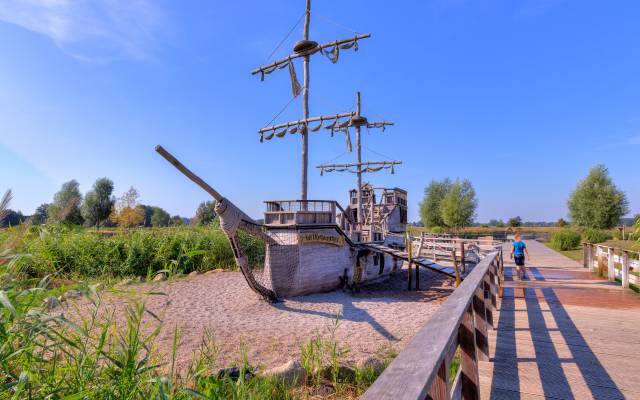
left=362, top=250, right=503, bottom=400
left=264, top=200, right=337, bottom=226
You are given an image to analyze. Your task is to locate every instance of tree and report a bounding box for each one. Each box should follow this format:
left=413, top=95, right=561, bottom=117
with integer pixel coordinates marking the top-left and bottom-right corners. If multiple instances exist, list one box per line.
left=508, top=216, right=522, bottom=227
left=48, top=180, right=83, bottom=225
left=193, top=201, right=217, bottom=226
left=567, top=165, right=628, bottom=229
left=81, top=178, right=115, bottom=229
left=557, top=218, right=567, bottom=227
left=496, top=220, right=505, bottom=228
left=170, top=215, right=184, bottom=226
left=0, top=210, right=25, bottom=227
left=114, top=187, right=145, bottom=228
left=440, top=179, right=477, bottom=229
left=151, top=207, right=170, bottom=227
left=137, top=205, right=154, bottom=227
left=32, top=203, right=50, bottom=225
left=419, top=179, right=452, bottom=227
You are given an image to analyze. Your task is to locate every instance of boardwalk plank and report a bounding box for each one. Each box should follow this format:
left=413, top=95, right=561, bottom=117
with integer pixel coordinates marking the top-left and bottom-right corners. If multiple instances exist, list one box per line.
left=479, top=240, right=640, bottom=400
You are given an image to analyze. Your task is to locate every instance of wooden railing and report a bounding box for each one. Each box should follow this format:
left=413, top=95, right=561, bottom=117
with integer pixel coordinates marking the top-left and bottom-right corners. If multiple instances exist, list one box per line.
left=583, top=243, right=640, bottom=289
left=362, top=250, right=503, bottom=400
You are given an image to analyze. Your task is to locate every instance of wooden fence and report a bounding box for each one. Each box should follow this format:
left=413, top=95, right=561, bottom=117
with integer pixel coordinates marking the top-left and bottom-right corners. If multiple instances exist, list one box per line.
left=362, top=250, right=504, bottom=400
left=583, top=243, right=640, bottom=289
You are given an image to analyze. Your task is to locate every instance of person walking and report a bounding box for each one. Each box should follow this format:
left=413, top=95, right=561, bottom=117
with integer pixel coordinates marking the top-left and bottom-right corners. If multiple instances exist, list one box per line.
left=511, top=233, right=529, bottom=279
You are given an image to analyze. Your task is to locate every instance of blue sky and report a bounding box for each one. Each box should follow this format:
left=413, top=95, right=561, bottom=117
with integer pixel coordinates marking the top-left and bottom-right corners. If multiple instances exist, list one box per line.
left=1, top=0, right=639, bottom=222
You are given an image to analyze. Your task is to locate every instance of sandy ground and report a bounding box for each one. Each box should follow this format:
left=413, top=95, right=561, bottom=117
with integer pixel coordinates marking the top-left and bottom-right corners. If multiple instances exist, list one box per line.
left=64, top=268, right=454, bottom=372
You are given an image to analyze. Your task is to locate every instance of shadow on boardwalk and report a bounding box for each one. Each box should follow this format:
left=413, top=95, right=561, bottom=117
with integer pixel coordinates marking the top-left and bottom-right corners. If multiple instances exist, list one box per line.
left=484, top=240, right=639, bottom=399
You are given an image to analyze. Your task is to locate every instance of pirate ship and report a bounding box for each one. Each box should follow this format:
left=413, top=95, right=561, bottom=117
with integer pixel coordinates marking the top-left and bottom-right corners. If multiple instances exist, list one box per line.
left=156, top=0, right=456, bottom=301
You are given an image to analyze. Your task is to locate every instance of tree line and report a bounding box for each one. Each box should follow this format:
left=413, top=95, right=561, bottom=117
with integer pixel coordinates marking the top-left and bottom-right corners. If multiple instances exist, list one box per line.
left=418, top=164, right=635, bottom=230
left=1, top=178, right=217, bottom=229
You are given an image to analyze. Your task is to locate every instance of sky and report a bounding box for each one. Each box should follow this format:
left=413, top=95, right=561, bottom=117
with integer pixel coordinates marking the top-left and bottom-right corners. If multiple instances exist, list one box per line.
left=1, top=0, right=639, bottom=222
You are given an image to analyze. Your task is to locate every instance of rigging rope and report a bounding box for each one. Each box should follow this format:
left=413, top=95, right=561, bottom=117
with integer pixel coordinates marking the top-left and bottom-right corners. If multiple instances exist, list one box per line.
left=316, top=14, right=359, bottom=35
left=363, top=144, right=398, bottom=162
left=266, top=11, right=305, bottom=61
left=261, top=95, right=298, bottom=131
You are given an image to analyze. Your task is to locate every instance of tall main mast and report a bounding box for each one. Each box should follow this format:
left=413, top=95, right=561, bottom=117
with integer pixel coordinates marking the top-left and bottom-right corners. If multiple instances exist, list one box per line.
left=252, top=0, right=380, bottom=200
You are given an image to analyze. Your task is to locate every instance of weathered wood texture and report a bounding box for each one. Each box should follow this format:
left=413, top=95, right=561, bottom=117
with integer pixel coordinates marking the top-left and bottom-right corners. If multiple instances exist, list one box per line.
left=361, top=251, right=502, bottom=400
left=480, top=240, right=640, bottom=400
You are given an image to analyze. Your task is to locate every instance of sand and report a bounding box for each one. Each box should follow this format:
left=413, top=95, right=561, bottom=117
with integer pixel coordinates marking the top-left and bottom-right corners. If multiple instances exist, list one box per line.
left=67, top=268, right=454, bottom=372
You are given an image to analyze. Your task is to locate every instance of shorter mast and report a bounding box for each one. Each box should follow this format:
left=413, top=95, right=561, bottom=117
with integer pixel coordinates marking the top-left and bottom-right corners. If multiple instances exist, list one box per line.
left=316, top=92, right=401, bottom=237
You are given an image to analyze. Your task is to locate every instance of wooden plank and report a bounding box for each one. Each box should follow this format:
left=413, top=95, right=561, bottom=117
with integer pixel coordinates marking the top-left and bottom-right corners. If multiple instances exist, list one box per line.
left=362, top=252, right=499, bottom=400
left=459, top=304, right=480, bottom=399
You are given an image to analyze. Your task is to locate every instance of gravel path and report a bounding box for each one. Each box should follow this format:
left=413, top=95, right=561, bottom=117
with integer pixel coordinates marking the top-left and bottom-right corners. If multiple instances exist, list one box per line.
left=73, top=268, right=454, bottom=372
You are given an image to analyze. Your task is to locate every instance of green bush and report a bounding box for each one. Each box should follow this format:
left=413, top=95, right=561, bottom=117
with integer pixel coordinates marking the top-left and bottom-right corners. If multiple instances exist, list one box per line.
left=431, top=226, right=444, bottom=234
left=8, top=225, right=263, bottom=279
left=549, top=230, right=581, bottom=251
left=582, top=228, right=611, bottom=243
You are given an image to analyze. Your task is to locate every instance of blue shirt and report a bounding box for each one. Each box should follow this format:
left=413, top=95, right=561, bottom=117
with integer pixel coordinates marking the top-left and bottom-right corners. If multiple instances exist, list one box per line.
left=513, top=241, right=526, bottom=256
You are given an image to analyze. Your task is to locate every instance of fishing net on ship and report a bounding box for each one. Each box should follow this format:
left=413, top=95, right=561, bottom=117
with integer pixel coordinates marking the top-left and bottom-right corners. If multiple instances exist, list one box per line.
left=215, top=198, right=299, bottom=302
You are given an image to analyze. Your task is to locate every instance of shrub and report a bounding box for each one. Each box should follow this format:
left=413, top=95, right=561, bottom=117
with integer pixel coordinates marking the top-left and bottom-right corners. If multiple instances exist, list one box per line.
left=582, top=229, right=611, bottom=244
left=431, top=226, right=444, bottom=234
left=549, top=230, right=581, bottom=251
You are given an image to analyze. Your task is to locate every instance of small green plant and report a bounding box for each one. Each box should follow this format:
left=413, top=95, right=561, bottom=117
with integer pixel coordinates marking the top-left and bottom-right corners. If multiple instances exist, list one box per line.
left=581, top=228, right=611, bottom=244
left=549, top=230, right=581, bottom=250
left=431, top=226, right=444, bottom=234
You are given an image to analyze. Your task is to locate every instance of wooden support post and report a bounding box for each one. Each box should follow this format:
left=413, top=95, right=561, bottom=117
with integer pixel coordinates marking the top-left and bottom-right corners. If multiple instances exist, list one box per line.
left=587, top=244, right=594, bottom=272
left=426, top=360, right=449, bottom=400
left=407, top=233, right=413, bottom=291
left=473, top=286, right=489, bottom=361
left=452, top=249, right=460, bottom=288
left=608, top=247, right=615, bottom=281
left=459, top=304, right=480, bottom=400
left=483, top=274, right=495, bottom=329
left=622, top=250, right=630, bottom=289
left=460, top=242, right=466, bottom=274
left=583, top=243, right=588, bottom=269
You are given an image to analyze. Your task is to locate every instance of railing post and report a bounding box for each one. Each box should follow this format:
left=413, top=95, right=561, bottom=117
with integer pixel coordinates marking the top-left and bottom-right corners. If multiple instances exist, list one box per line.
left=587, top=243, right=594, bottom=272
left=622, top=251, right=630, bottom=289
left=473, top=285, right=490, bottom=361
left=608, top=247, right=615, bottom=281
left=460, top=242, right=466, bottom=274
left=453, top=249, right=461, bottom=287
left=459, top=304, right=480, bottom=400
left=426, top=360, right=450, bottom=400
left=583, top=243, right=588, bottom=269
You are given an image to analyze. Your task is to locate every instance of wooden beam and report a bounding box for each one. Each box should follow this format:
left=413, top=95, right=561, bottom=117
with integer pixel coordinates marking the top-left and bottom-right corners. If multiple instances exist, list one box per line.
left=251, top=34, right=372, bottom=76
left=258, top=112, right=355, bottom=133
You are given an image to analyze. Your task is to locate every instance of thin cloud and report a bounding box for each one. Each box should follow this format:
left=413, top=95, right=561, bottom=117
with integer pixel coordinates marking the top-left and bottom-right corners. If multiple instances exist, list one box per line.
left=0, top=0, right=165, bottom=63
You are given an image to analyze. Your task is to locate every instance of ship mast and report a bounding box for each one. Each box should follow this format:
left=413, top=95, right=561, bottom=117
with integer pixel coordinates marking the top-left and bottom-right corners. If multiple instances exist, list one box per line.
left=301, top=0, right=310, bottom=200
left=252, top=0, right=387, bottom=200
left=317, top=91, right=401, bottom=228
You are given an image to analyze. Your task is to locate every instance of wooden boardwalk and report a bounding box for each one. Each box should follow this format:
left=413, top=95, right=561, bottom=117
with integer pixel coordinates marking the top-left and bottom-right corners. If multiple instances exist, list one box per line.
left=480, top=240, right=640, bottom=399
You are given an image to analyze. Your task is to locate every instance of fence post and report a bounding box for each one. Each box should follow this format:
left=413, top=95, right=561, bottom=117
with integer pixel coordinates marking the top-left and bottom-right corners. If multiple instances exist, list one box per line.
left=583, top=244, right=588, bottom=269
left=460, top=242, right=466, bottom=274
left=608, top=247, right=615, bottom=282
left=453, top=249, right=461, bottom=287
left=622, top=251, right=630, bottom=289
left=587, top=244, right=594, bottom=272
left=459, top=304, right=480, bottom=400
left=407, top=233, right=413, bottom=291
left=473, top=285, right=490, bottom=361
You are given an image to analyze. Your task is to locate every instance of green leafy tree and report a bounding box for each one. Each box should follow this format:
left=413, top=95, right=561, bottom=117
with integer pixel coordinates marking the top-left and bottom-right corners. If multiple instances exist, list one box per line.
left=81, top=178, right=115, bottom=229
left=151, top=207, right=170, bottom=227
left=170, top=215, right=184, bottom=226
left=508, top=216, right=522, bottom=227
left=193, top=201, right=217, bottom=226
left=48, top=180, right=83, bottom=225
left=137, top=205, right=154, bottom=227
left=557, top=218, right=567, bottom=227
left=32, top=203, right=50, bottom=225
left=114, top=187, right=145, bottom=229
left=567, top=165, right=628, bottom=229
left=419, top=179, right=452, bottom=227
left=496, top=220, right=505, bottom=228
left=440, top=179, right=477, bottom=229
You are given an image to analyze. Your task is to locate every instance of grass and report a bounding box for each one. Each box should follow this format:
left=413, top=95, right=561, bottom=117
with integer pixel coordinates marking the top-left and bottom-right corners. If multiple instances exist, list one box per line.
left=1, top=224, right=264, bottom=281
left=0, top=200, right=389, bottom=399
